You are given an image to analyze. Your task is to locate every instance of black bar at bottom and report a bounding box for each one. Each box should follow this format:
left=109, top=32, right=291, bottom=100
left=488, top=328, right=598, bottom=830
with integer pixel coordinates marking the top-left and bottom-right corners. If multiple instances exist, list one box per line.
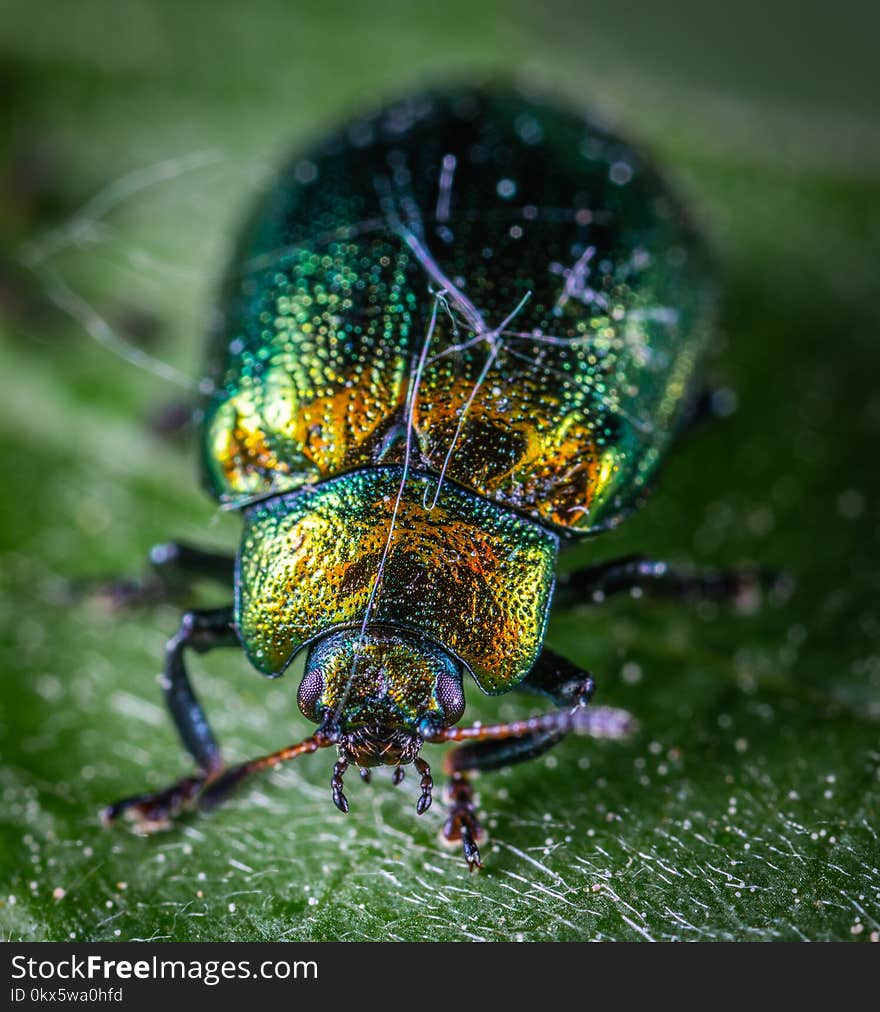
left=2, top=941, right=874, bottom=1009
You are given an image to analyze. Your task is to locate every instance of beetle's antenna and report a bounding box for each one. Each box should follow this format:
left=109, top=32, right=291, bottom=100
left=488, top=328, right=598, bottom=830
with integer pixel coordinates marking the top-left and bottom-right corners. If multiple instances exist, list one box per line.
left=428, top=705, right=634, bottom=746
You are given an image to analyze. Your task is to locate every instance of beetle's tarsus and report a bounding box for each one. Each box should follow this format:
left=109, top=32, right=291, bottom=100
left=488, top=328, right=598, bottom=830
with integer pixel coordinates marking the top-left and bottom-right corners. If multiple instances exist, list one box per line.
left=85, top=576, right=168, bottom=613
left=101, top=773, right=206, bottom=833
left=105, top=734, right=331, bottom=833
left=415, top=756, right=433, bottom=815
left=392, top=765, right=405, bottom=785
left=85, top=542, right=236, bottom=613
left=462, top=831, right=483, bottom=872
left=442, top=772, right=484, bottom=870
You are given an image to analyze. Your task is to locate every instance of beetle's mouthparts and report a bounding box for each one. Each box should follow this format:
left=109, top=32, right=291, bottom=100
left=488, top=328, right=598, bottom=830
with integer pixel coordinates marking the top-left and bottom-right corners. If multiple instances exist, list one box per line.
left=329, top=724, right=433, bottom=816
left=303, top=704, right=633, bottom=817
left=341, top=724, right=422, bottom=767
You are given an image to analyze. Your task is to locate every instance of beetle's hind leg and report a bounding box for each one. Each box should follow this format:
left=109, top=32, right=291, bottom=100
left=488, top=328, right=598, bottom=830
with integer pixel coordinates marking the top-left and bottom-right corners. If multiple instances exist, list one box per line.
left=554, top=554, right=788, bottom=613
left=90, top=541, right=236, bottom=611
left=102, top=606, right=238, bottom=832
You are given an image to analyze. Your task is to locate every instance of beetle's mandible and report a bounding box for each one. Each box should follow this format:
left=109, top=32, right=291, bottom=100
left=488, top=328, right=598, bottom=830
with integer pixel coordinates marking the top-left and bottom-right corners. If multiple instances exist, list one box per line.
left=102, top=85, right=769, bottom=869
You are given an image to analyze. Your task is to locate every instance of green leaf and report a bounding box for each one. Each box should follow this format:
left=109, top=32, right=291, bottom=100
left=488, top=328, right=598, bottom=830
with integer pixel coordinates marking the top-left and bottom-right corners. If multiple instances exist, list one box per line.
left=1, top=0, right=878, bottom=942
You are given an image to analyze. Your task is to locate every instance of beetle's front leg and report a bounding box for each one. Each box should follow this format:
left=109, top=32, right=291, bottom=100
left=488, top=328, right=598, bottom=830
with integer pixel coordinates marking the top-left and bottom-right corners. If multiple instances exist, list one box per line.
left=92, top=541, right=236, bottom=610
left=441, top=772, right=484, bottom=871
left=437, top=650, right=628, bottom=869
left=554, top=553, right=784, bottom=612
left=102, top=606, right=238, bottom=832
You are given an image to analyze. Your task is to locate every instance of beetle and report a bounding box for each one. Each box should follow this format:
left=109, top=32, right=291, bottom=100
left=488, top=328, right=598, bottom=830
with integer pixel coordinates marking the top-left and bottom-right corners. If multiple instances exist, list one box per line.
left=103, top=84, right=765, bottom=869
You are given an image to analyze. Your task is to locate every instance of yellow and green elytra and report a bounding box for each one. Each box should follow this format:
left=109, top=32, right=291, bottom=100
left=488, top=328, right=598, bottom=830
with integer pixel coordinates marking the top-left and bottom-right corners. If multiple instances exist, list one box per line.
left=204, top=88, right=713, bottom=533
left=105, top=85, right=756, bottom=872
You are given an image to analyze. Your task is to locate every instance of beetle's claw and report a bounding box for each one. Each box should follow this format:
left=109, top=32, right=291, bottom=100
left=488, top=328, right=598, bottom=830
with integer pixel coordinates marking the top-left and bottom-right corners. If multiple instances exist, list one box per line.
left=441, top=816, right=485, bottom=870
left=360, top=767, right=372, bottom=783
left=464, top=837, right=483, bottom=871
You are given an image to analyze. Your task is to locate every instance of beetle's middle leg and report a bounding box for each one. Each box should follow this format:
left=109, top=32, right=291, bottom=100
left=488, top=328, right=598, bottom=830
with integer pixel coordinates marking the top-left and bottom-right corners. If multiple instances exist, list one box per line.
left=554, top=554, right=785, bottom=612
left=102, top=605, right=238, bottom=831
left=437, top=649, right=628, bottom=869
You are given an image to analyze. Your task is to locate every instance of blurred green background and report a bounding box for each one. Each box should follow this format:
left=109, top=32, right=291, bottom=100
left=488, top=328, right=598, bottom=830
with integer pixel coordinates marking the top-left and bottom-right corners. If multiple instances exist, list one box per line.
left=1, top=0, right=878, bottom=941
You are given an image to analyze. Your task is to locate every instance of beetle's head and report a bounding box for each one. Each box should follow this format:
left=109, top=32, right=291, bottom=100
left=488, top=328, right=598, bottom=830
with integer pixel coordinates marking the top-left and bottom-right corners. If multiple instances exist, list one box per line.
left=294, top=626, right=466, bottom=812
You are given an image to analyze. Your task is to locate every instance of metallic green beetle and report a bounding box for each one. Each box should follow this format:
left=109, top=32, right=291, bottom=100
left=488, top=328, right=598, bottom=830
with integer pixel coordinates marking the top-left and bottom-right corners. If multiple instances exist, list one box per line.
left=104, top=84, right=758, bottom=869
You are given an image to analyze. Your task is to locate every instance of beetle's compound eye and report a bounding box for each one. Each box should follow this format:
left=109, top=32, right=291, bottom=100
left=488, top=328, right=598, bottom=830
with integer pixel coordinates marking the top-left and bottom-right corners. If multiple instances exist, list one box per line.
left=435, top=669, right=465, bottom=725
left=297, top=667, right=325, bottom=722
